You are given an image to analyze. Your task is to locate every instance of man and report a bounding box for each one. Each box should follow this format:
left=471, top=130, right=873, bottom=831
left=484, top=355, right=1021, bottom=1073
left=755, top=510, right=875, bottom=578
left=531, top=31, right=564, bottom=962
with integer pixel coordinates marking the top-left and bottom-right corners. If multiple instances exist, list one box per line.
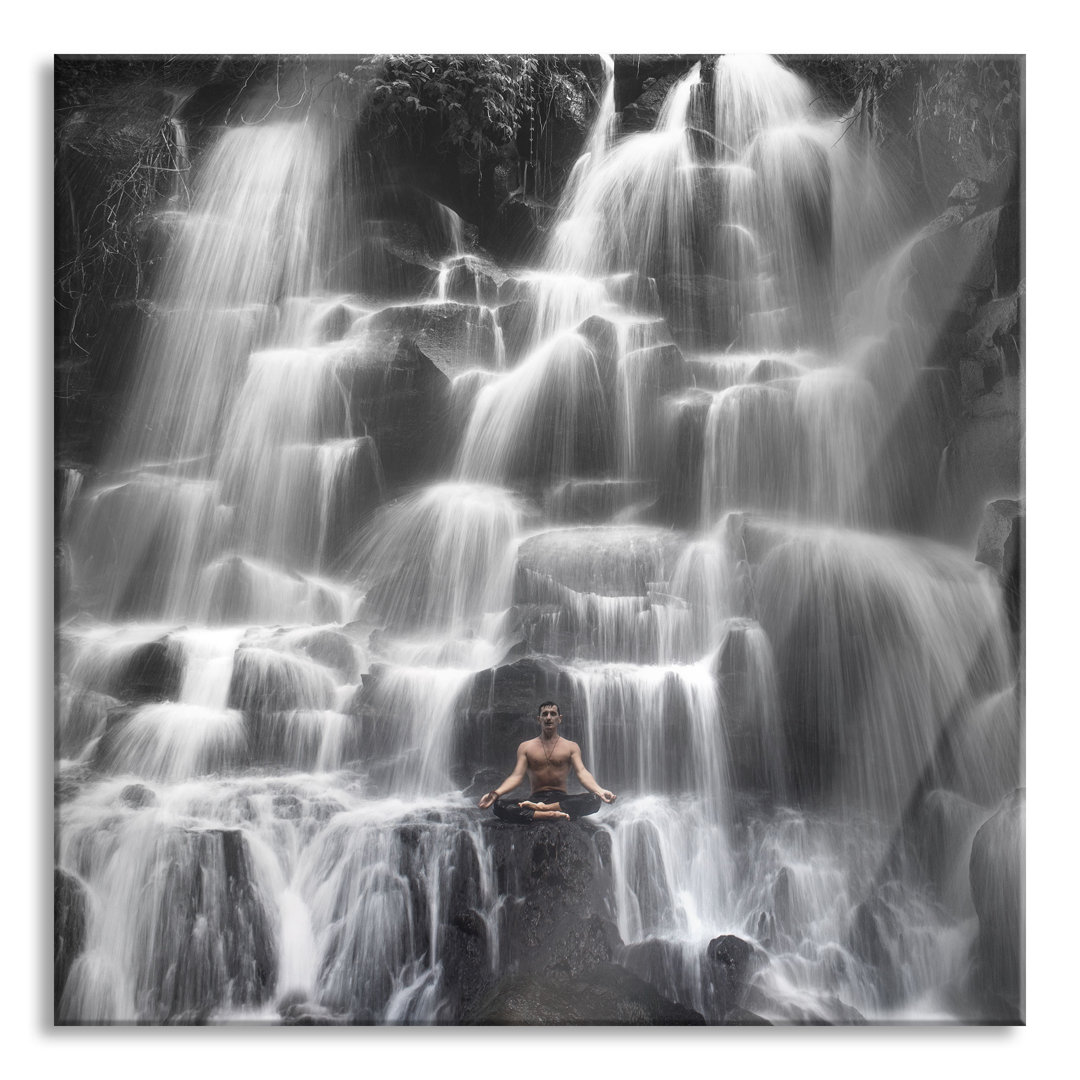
left=477, top=701, right=616, bottom=822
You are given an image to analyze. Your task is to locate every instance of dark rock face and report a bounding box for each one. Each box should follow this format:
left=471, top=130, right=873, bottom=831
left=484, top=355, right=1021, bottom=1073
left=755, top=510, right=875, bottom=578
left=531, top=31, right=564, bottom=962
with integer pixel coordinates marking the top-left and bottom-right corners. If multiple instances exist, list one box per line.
left=467, top=962, right=705, bottom=1025
left=287, top=628, right=359, bottom=681
left=968, top=788, right=1024, bottom=1022
left=975, top=499, right=1023, bottom=637
left=119, top=782, right=157, bottom=809
left=453, top=819, right=705, bottom=1024
left=136, top=827, right=278, bottom=1022
left=113, top=639, right=184, bottom=703
left=55, top=868, right=89, bottom=1014
left=705, top=933, right=763, bottom=1018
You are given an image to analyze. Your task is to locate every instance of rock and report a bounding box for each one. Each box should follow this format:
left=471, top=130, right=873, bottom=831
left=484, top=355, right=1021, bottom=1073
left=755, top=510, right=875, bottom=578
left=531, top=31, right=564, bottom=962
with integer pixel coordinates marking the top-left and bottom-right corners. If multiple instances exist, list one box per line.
left=964, top=290, right=1021, bottom=375
left=58, top=688, right=118, bottom=758
left=516, top=526, right=684, bottom=598
left=55, top=868, right=88, bottom=1010
left=137, top=827, right=278, bottom=1022
left=119, top=783, right=157, bottom=809
left=490, top=193, right=555, bottom=261
left=723, top=1006, right=772, bottom=1025
left=705, top=933, right=762, bottom=1016
left=545, top=479, right=658, bottom=524
left=113, top=639, right=184, bottom=704
left=468, top=962, right=705, bottom=1025
left=278, top=995, right=350, bottom=1025
left=288, top=628, right=358, bottom=681
left=332, top=316, right=459, bottom=485
left=361, top=301, right=501, bottom=379
left=956, top=204, right=1021, bottom=295
left=621, top=73, right=684, bottom=133
left=227, top=646, right=335, bottom=716
left=975, top=498, right=1023, bottom=636
left=848, top=896, right=903, bottom=1004
left=655, top=273, right=740, bottom=351
left=968, top=788, right=1024, bottom=1021
left=948, top=178, right=981, bottom=203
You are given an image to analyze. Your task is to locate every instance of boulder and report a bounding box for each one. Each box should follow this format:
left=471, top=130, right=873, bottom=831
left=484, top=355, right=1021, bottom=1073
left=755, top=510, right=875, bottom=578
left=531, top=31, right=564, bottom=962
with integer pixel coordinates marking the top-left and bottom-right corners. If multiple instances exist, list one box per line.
left=948, top=178, right=981, bottom=204
left=975, top=498, right=1023, bottom=636
left=119, top=782, right=157, bottom=809
left=54, top=868, right=89, bottom=1011
left=516, top=526, right=683, bottom=598
left=621, top=74, right=684, bottom=133
left=112, top=639, right=184, bottom=704
left=968, top=788, right=1024, bottom=1021
left=705, top=933, right=763, bottom=1017
left=287, top=628, right=359, bottom=681
left=333, top=332, right=447, bottom=486
left=467, top=962, right=705, bottom=1025
left=360, top=301, right=501, bottom=379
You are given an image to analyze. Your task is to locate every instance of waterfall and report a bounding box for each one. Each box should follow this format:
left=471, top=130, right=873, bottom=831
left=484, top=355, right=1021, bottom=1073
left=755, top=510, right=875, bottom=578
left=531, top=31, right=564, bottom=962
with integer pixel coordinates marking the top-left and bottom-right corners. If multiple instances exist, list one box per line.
left=58, top=54, right=1019, bottom=1025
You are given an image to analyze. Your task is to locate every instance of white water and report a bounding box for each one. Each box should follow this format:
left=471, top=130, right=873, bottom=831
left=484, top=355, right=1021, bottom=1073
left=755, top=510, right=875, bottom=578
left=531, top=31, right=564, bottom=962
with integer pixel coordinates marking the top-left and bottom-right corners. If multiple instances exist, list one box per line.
left=58, top=55, right=1019, bottom=1025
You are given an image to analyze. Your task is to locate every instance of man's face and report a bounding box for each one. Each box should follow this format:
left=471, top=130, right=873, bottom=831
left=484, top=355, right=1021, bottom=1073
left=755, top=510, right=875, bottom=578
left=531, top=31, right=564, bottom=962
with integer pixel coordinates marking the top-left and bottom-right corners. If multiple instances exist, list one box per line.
left=538, top=705, right=562, bottom=736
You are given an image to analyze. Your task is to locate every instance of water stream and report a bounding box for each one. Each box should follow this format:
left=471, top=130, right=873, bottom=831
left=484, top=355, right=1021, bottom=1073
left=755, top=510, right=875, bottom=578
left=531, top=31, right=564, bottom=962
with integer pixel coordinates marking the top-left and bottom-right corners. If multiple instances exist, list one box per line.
left=57, top=55, right=1019, bottom=1024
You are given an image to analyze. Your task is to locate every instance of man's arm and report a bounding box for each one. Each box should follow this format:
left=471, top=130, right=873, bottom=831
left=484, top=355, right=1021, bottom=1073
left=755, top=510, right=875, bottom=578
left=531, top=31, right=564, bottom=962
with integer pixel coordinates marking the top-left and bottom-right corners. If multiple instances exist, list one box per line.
left=569, top=743, right=616, bottom=803
left=477, top=743, right=529, bottom=808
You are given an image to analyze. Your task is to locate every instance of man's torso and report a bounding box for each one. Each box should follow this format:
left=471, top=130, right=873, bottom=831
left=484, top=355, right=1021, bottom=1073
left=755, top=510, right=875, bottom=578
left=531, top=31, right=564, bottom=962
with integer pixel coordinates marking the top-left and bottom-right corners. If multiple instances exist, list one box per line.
left=524, top=736, right=576, bottom=793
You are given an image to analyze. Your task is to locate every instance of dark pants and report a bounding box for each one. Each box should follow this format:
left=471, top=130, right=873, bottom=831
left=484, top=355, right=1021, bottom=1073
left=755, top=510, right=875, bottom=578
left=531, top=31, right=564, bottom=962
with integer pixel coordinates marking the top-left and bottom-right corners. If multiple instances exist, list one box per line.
left=492, top=789, right=602, bottom=824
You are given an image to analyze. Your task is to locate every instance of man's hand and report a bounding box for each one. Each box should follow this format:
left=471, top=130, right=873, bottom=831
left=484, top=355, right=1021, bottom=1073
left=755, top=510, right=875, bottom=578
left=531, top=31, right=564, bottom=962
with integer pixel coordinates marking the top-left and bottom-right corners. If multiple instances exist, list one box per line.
left=597, top=789, right=616, bottom=803
left=478, top=791, right=499, bottom=809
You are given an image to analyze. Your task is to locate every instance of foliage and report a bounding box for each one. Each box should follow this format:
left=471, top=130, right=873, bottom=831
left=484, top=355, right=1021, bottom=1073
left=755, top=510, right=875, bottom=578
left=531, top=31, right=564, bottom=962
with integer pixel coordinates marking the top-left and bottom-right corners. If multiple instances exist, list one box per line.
left=55, top=60, right=194, bottom=353
left=345, top=55, right=592, bottom=171
left=919, top=57, right=1020, bottom=169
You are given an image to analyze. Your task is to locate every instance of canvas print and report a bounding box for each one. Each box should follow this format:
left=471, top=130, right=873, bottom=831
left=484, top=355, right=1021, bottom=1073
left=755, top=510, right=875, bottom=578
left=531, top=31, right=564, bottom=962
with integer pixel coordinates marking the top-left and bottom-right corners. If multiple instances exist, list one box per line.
left=54, top=54, right=1023, bottom=1025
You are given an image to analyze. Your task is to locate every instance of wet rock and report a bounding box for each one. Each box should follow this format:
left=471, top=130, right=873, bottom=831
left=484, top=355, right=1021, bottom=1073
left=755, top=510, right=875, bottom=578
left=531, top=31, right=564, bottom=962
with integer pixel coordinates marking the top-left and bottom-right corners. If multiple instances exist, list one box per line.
left=964, top=290, right=1021, bottom=378
left=137, top=827, right=278, bottom=1022
left=723, top=1006, right=772, bottom=1025
left=948, top=178, right=981, bottom=203
left=119, top=783, right=157, bottom=809
left=516, top=526, right=683, bottom=598
left=848, top=896, right=904, bottom=1004
left=482, top=819, right=614, bottom=968
left=706, top=933, right=762, bottom=1016
left=957, top=204, right=1021, bottom=295
left=227, top=646, right=335, bottom=716
left=113, top=639, right=184, bottom=704
left=975, top=498, right=1023, bottom=637
left=361, top=301, right=501, bottom=378
left=288, top=628, right=358, bottom=681
left=968, top=788, right=1024, bottom=1021
left=545, top=479, right=659, bottom=524
left=54, top=868, right=88, bottom=1010
left=58, top=688, right=118, bottom=758
left=333, top=326, right=448, bottom=486
left=655, top=273, right=740, bottom=351
left=468, top=963, right=705, bottom=1024
left=277, top=993, right=350, bottom=1025
left=621, top=73, right=683, bottom=133
left=490, top=193, right=555, bottom=261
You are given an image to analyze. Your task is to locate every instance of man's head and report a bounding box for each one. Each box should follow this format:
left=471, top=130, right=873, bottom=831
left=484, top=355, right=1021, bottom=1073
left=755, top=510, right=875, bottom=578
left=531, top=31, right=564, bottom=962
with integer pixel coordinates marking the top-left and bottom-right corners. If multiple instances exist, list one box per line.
left=537, top=701, right=562, bottom=736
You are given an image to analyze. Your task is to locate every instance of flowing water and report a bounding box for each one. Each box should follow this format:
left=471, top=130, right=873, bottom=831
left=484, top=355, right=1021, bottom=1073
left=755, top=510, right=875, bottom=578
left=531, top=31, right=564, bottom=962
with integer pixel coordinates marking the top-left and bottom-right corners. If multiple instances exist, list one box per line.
left=57, top=55, right=1020, bottom=1024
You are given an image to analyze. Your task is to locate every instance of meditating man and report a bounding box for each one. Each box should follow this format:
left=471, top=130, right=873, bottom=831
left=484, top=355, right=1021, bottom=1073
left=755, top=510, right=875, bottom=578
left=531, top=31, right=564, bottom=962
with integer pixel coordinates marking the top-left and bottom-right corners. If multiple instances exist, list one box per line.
left=477, top=701, right=617, bottom=822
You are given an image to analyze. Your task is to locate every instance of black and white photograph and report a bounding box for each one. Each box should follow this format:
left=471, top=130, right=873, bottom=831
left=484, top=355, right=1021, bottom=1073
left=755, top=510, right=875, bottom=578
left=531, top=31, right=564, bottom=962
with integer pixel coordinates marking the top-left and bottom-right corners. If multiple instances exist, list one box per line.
left=51, top=47, right=1025, bottom=1031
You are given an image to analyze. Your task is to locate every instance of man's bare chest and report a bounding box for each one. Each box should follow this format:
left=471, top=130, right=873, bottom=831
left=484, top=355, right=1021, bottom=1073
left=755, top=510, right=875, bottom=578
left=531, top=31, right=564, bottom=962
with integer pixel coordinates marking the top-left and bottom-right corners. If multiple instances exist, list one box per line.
left=526, top=742, right=572, bottom=770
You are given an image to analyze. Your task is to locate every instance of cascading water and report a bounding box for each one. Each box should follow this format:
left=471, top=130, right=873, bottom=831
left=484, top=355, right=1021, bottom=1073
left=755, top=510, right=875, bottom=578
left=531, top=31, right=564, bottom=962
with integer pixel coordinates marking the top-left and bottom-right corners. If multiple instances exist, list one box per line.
left=57, top=55, right=1021, bottom=1024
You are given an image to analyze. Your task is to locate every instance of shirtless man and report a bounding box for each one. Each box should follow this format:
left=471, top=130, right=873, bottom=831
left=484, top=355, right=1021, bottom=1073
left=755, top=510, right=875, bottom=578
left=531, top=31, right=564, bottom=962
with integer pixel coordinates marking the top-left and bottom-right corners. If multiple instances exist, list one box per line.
left=477, top=701, right=616, bottom=822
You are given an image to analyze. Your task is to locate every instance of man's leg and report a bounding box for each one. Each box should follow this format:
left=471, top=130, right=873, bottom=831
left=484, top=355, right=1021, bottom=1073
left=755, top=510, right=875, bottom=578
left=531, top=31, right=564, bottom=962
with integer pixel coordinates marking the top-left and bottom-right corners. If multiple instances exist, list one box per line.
left=491, top=799, right=568, bottom=824
left=558, top=792, right=603, bottom=819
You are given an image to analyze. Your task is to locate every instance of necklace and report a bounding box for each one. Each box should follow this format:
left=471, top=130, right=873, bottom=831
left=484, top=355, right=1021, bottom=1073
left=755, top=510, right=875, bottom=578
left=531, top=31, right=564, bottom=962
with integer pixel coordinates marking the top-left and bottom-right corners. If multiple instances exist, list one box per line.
left=541, top=734, right=560, bottom=765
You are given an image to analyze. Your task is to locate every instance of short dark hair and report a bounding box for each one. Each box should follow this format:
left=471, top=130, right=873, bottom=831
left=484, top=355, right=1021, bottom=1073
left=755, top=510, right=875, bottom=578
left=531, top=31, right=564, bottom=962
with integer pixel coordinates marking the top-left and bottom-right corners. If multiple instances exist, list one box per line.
left=537, top=701, right=560, bottom=715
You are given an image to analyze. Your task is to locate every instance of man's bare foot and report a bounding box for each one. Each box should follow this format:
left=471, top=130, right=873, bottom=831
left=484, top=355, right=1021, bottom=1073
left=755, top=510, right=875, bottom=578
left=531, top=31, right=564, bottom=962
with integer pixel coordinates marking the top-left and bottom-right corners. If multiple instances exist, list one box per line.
left=531, top=809, right=570, bottom=821
left=520, top=799, right=563, bottom=812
